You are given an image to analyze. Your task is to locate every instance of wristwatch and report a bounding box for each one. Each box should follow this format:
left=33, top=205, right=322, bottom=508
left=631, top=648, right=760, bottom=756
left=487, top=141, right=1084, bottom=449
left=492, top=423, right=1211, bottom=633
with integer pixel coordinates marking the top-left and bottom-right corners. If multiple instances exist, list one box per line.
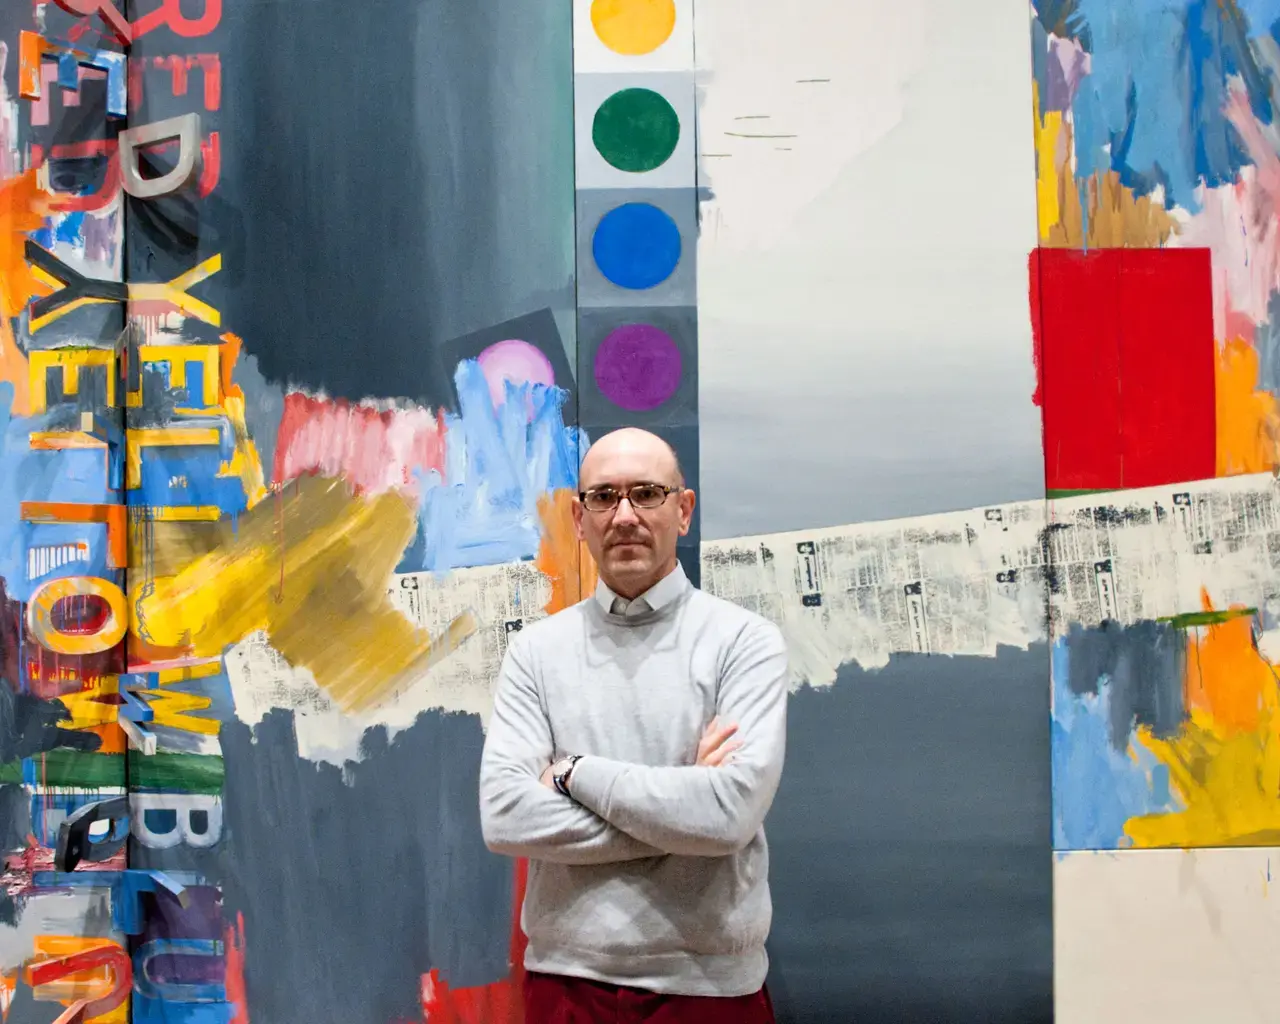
left=551, top=754, right=583, bottom=798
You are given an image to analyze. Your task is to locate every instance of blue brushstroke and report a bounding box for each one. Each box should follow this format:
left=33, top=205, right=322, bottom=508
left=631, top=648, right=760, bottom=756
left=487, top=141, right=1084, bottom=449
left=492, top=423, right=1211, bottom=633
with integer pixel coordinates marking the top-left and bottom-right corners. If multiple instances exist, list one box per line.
left=30, top=211, right=88, bottom=250
left=132, top=446, right=248, bottom=515
left=1236, top=0, right=1280, bottom=39
left=133, top=939, right=232, bottom=1024
left=1071, top=0, right=1271, bottom=211
left=30, top=870, right=190, bottom=933
left=182, top=361, right=207, bottom=410
left=0, top=391, right=125, bottom=602
left=1031, top=16, right=1051, bottom=112
left=49, top=45, right=126, bottom=118
left=398, top=358, right=582, bottom=574
left=1052, top=637, right=1180, bottom=850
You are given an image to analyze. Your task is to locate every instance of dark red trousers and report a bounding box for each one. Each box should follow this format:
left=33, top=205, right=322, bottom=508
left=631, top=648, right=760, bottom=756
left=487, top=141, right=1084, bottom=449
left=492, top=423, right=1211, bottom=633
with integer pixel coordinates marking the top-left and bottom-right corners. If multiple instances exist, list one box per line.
left=523, top=971, right=776, bottom=1024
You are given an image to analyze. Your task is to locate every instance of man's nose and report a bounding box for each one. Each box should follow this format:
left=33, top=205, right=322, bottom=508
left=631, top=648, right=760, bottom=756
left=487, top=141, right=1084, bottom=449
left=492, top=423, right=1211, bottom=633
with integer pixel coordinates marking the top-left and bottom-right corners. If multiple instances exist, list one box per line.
left=614, top=497, right=640, bottom=523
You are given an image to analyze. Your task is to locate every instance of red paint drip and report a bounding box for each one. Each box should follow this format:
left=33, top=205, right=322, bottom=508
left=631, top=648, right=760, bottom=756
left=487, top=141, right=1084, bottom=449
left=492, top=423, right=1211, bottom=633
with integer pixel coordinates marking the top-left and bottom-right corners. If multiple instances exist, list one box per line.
left=224, top=912, right=250, bottom=1024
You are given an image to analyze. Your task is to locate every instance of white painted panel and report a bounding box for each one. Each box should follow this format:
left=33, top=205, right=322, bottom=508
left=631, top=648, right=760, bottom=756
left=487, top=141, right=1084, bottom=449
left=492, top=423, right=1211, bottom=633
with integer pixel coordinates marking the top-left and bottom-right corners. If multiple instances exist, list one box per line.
left=1055, top=848, right=1280, bottom=1024
left=694, top=0, right=1043, bottom=538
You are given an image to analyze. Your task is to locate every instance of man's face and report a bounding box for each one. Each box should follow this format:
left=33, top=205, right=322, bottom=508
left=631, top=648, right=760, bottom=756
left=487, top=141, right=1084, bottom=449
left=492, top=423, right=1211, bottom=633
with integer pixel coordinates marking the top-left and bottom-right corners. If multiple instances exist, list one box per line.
left=573, top=432, right=695, bottom=597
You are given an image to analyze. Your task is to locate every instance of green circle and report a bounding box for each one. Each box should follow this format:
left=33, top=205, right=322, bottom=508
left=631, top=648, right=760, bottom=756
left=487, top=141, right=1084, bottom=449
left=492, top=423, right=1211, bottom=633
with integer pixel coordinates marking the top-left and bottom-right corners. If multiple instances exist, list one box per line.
left=592, top=88, right=680, bottom=173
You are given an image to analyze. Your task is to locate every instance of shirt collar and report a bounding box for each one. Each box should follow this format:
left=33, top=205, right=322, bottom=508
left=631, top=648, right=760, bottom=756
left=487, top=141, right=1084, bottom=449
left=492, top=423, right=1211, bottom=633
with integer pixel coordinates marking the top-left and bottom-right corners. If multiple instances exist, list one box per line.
left=593, top=561, right=689, bottom=618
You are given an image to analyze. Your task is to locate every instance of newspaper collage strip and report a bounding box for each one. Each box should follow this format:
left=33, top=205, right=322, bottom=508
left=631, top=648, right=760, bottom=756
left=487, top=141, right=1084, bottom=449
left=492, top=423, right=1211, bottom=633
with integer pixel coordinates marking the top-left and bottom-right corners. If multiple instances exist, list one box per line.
left=702, top=472, right=1280, bottom=688
left=226, top=472, right=1280, bottom=755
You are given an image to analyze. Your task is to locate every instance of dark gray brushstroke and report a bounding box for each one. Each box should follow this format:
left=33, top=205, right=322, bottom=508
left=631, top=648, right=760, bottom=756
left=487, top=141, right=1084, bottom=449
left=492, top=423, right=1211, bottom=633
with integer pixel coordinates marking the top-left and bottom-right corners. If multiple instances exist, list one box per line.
left=1064, top=619, right=1186, bottom=750
left=0, top=786, right=28, bottom=864
left=0, top=684, right=99, bottom=763
left=231, top=351, right=285, bottom=476
left=172, top=0, right=578, bottom=407
left=167, top=710, right=513, bottom=1024
left=1260, top=289, right=1280, bottom=396
left=2, top=978, right=55, bottom=1023
left=764, top=645, right=1052, bottom=1023
left=0, top=783, right=28, bottom=926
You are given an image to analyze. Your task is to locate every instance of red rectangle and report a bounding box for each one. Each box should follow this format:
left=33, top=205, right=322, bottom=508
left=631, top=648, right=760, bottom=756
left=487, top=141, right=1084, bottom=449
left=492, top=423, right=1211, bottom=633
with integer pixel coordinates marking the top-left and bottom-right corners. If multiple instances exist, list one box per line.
left=1032, top=247, right=1216, bottom=492
left=1033, top=248, right=1123, bottom=490
left=1117, top=248, right=1216, bottom=488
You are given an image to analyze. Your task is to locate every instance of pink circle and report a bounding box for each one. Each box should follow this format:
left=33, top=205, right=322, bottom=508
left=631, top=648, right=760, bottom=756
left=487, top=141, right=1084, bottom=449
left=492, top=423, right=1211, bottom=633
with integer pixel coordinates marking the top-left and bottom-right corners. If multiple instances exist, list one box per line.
left=477, top=339, right=556, bottom=409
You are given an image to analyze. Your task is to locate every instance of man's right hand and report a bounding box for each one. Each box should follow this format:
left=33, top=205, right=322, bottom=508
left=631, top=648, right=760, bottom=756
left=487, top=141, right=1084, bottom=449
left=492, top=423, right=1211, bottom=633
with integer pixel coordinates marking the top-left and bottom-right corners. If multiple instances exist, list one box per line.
left=696, top=716, right=741, bottom=767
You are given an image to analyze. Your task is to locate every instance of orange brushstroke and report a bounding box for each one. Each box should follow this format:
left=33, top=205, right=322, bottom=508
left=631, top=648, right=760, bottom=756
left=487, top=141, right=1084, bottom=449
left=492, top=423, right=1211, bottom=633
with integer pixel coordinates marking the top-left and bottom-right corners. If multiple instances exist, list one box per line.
left=224, top=912, right=250, bottom=1024
left=536, top=489, right=597, bottom=614
left=1215, top=336, right=1280, bottom=475
left=1184, top=590, right=1271, bottom=734
left=0, top=169, right=46, bottom=320
left=0, top=169, right=49, bottom=415
left=84, top=722, right=126, bottom=756
left=218, top=332, right=244, bottom=401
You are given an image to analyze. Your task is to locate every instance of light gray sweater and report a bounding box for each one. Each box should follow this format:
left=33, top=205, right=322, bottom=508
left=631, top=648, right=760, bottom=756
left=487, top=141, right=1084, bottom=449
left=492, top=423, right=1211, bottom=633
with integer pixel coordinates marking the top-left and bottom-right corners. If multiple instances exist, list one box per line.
left=478, top=563, right=788, bottom=997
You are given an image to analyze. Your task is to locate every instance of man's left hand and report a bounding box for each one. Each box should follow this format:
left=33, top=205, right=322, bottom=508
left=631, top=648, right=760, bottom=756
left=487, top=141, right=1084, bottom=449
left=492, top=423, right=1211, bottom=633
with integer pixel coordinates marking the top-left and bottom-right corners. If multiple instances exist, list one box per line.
left=540, top=763, right=556, bottom=789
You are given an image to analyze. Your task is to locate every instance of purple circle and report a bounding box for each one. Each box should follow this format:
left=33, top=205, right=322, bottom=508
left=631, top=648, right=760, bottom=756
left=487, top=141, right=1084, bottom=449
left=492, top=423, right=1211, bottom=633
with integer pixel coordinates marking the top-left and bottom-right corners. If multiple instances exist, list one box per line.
left=593, top=324, right=682, bottom=411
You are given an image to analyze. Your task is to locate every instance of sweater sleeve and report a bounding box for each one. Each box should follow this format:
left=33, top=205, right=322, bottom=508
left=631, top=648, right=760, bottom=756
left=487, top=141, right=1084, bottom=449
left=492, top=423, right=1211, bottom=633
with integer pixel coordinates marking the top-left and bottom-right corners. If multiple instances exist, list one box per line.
left=568, top=617, right=788, bottom=857
left=479, top=630, right=668, bottom=865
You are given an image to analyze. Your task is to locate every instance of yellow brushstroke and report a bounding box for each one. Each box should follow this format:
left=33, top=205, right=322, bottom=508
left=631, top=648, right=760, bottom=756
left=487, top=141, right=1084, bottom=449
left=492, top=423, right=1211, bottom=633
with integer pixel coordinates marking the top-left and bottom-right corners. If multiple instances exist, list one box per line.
left=1125, top=600, right=1280, bottom=847
left=131, top=475, right=477, bottom=713
left=1216, top=336, right=1280, bottom=475
left=132, top=687, right=219, bottom=736
left=1033, top=82, right=1064, bottom=241
left=56, top=676, right=120, bottom=731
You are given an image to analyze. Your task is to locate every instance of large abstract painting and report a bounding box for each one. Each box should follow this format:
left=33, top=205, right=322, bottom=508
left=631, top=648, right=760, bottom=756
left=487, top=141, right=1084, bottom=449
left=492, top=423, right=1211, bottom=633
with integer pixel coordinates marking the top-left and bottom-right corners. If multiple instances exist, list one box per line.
left=3, top=0, right=1275, bottom=1022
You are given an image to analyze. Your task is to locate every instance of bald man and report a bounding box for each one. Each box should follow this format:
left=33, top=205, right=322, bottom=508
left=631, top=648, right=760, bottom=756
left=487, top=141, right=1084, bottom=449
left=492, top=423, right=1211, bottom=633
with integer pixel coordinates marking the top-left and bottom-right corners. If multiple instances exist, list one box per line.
left=480, top=427, right=788, bottom=1023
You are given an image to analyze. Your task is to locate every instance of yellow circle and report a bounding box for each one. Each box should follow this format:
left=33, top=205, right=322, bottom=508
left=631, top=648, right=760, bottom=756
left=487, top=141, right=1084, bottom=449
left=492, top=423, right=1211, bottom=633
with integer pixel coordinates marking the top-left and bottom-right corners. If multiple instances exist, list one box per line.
left=28, top=575, right=128, bottom=656
left=591, top=0, right=677, bottom=56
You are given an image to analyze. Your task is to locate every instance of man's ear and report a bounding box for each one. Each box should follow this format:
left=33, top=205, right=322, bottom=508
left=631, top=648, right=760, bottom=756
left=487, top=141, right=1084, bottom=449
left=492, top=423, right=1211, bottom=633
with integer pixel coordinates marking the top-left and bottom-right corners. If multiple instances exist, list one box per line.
left=678, top=489, right=696, bottom=536
left=572, top=496, right=586, bottom=540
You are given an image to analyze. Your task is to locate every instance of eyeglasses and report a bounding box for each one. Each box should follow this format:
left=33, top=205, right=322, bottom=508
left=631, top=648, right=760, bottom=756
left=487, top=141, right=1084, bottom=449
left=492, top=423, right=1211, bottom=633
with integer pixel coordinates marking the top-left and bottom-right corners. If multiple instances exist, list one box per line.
left=579, top=483, right=681, bottom=513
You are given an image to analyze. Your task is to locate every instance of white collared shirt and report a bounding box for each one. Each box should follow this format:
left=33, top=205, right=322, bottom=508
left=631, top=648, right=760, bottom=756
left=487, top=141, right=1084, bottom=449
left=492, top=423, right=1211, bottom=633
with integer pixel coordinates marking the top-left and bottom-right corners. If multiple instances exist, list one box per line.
left=592, top=562, right=688, bottom=618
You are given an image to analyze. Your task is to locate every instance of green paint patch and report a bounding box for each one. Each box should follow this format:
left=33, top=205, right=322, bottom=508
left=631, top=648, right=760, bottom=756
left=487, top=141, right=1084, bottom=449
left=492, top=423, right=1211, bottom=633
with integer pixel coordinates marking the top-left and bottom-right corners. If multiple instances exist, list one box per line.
left=1046, top=488, right=1118, bottom=499
left=592, top=88, right=680, bottom=173
left=132, top=752, right=224, bottom=794
left=1160, top=608, right=1257, bottom=629
left=0, top=750, right=223, bottom=793
left=0, top=750, right=125, bottom=787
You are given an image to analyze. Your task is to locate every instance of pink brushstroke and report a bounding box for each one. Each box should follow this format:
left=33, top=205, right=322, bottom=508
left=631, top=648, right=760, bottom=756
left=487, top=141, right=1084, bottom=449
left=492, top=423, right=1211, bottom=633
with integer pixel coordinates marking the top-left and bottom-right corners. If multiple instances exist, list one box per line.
left=1177, top=85, right=1280, bottom=338
left=273, top=393, right=448, bottom=496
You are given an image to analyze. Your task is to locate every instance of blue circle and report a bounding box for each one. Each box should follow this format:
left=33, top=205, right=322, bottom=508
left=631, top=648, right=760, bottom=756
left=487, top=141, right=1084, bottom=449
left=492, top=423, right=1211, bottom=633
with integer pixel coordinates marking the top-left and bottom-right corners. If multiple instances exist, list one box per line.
left=591, top=203, right=681, bottom=290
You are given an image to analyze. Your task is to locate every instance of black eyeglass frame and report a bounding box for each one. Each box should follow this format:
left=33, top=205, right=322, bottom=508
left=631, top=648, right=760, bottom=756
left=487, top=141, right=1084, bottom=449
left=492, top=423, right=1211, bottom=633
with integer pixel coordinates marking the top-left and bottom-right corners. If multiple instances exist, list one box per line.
left=578, top=483, right=682, bottom=512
